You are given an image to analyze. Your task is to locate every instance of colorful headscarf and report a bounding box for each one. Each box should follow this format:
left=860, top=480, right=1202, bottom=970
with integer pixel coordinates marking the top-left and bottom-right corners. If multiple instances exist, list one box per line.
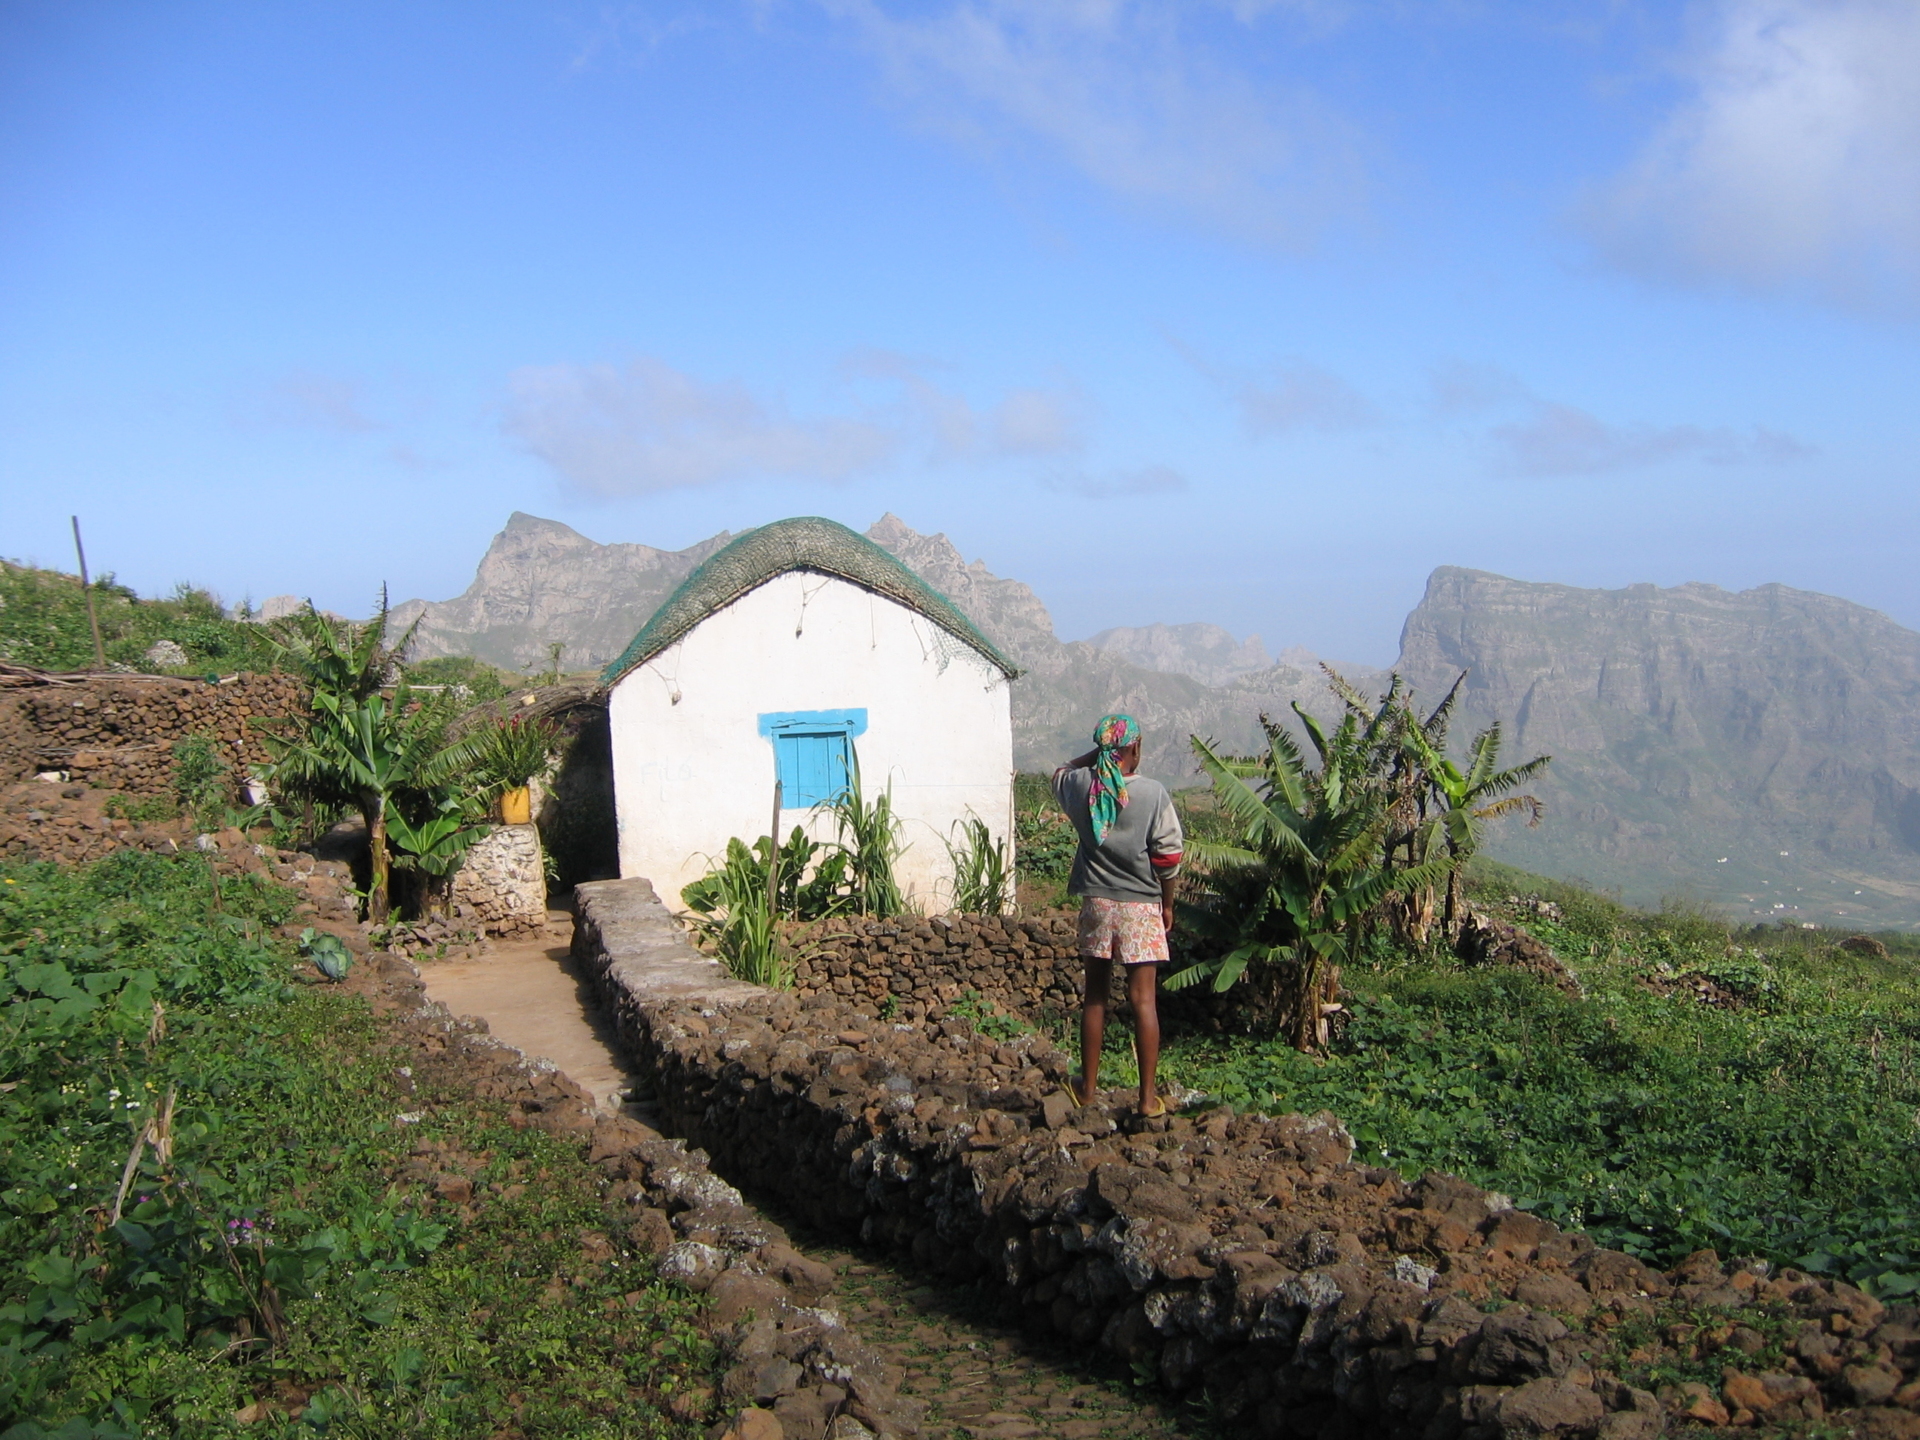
left=1087, top=713, right=1140, bottom=846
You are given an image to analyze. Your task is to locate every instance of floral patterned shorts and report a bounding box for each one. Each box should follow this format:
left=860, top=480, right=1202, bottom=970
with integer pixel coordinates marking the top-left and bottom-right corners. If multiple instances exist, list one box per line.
left=1076, top=897, right=1168, bottom=966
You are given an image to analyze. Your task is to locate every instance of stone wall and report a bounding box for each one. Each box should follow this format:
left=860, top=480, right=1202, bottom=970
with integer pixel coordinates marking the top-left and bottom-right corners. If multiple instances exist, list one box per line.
left=578, top=877, right=1920, bottom=1440
left=784, top=912, right=1250, bottom=1034
left=0, top=674, right=307, bottom=793
left=787, top=913, right=1085, bottom=1022
left=451, top=823, right=549, bottom=935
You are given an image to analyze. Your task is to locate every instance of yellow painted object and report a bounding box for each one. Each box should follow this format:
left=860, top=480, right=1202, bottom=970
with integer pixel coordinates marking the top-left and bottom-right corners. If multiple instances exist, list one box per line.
left=499, top=787, right=531, bottom=825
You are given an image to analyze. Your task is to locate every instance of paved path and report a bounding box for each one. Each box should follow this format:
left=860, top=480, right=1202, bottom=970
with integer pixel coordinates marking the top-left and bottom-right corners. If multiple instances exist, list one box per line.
left=420, top=906, right=1207, bottom=1440
left=417, top=911, right=637, bottom=1114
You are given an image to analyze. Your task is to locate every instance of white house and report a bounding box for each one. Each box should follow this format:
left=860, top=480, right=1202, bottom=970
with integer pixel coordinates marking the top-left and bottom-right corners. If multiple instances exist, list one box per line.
left=601, top=517, right=1019, bottom=912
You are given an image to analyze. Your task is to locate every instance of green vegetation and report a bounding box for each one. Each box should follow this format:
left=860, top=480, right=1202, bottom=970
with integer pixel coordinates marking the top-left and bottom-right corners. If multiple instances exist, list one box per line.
left=399, top=656, right=513, bottom=706
left=680, top=838, right=798, bottom=989
left=0, top=562, right=277, bottom=675
left=942, top=817, right=1010, bottom=915
left=168, top=735, right=235, bottom=832
left=1012, top=773, right=1075, bottom=910
left=258, top=602, right=555, bottom=924
left=1171, top=677, right=1546, bottom=1049
left=1162, top=861, right=1920, bottom=1299
left=682, top=763, right=914, bottom=984
left=1, top=849, right=720, bottom=1437
left=823, top=769, right=906, bottom=919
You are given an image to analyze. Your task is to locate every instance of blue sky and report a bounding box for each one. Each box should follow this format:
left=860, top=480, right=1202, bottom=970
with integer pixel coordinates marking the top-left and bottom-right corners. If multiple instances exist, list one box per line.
left=4, top=0, right=1917, bottom=663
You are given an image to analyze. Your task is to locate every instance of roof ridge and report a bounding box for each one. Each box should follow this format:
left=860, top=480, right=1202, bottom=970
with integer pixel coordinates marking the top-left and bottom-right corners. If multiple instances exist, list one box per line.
left=600, top=516, right=1019, bottom=686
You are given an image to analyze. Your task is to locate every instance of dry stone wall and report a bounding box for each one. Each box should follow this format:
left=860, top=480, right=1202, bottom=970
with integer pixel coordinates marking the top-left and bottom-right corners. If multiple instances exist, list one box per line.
left=787, top=914, right=1085, bottom=1021
left=579, top=877, right=1920, bottom=1440
left=784, top=912, right=1249, bottom=1034
left=451, top=823, right=548, bottom=935
left=0, top=674, right=307, bottom=793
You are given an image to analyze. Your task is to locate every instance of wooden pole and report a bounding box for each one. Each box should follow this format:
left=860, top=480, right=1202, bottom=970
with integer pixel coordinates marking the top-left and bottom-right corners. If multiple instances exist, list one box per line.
left=70, top=516, right=107, bottom=671
left=766, top=779, right=783, bottom=917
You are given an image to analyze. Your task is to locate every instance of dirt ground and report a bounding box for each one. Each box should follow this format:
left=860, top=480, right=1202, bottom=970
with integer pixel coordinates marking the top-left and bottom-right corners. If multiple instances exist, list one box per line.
left=416, top=911, right=638, bottom=1114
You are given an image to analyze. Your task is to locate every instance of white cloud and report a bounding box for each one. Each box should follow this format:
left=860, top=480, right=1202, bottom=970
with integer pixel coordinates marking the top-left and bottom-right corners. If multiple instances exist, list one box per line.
left=1425, top=358, right=1530, bottom=416
left=1583, top=0, right=1920, bottom=307
left=504, top=352, right=1088, bottom=494
left=820, top=0, right=1365, bottom=246
left=1044, top=463, right=1185, bottom=497
left=256, top=370, right=382, bottom=433
left=841, top=348, right=1085, bottom=459
left=1169, top=335, right=1373, bottom=435
left=992, top=386, right=1086, bottom=454
left=503, top=358, right=897, bottom=496
left=1236, top=361, right=1375, bottom=434
left=1491, top=402, right=1811, bottom=478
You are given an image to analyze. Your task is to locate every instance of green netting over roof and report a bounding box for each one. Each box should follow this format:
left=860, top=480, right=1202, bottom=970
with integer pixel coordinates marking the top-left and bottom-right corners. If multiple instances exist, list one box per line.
left=601, top=516, right=1019, bottom=686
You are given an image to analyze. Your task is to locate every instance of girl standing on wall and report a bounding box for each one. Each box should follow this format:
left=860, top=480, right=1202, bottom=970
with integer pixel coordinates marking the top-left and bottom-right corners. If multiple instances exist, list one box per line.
left=1051, top=714, right=1183, bottom=1116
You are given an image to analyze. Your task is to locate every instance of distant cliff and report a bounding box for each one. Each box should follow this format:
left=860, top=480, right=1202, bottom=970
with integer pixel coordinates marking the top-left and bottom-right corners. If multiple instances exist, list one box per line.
left=1397, top=567, right=1920, bottom=929
left=1085, top=622, right=1273, bottom=686
left=390, top=513, right=736, bottom=674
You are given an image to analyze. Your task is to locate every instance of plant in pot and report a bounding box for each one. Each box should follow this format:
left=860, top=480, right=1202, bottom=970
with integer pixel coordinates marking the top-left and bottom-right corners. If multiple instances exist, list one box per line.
left=479, top=715, right=560, bottom=823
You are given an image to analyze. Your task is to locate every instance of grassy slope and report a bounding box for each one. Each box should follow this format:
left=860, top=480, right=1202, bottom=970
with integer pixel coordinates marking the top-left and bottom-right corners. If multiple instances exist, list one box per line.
left=0, top=851, right=720, bottom=1438
left=1158, top=858, right=1920, bottom=1299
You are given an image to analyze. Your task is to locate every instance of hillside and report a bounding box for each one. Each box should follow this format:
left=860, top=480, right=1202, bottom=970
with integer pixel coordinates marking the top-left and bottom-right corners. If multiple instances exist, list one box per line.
left=1399, top=567, right=1920, bottom=928
left=1084, top=621, right=1273, bottom=686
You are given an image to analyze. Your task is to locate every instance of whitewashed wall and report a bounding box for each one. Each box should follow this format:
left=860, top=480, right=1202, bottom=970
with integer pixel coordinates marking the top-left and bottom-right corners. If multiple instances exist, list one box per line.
left=608, top=572, right=1015, bottom=912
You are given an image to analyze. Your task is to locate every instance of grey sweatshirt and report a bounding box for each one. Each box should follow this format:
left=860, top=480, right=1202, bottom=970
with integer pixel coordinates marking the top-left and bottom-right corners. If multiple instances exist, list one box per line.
left=1050, top=766, right=1185, bottom=903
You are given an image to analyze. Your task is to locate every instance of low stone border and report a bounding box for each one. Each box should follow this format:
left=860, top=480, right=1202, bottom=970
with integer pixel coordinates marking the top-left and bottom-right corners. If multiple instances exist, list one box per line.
left=576, top=876, right=1920, bottom=1440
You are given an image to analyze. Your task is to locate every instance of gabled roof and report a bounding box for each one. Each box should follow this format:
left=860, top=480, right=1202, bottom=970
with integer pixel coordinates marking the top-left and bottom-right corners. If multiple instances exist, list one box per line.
left=600, top=516, right=1019, bottom=686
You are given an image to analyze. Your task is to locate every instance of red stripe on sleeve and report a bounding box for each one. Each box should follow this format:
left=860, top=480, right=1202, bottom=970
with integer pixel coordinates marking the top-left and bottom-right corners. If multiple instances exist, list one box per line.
left=1150, top=851, right=1183, bottom=869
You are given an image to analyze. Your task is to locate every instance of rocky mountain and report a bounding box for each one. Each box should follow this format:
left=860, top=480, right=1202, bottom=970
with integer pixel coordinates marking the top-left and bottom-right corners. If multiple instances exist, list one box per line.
left=1085, top=622, right=1273, bottom=686
left=1399, top=567, right=1920, bottom=929
left=396, top=512, right=1367, bottom=778
left=394, top=517, right=1920, bottom=926
left=390, top=513, right=736, bottom=675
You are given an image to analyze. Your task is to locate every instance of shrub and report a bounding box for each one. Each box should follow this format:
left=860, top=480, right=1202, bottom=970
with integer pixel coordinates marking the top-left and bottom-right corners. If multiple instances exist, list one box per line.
left=944, top=816, right=1010, bottom=914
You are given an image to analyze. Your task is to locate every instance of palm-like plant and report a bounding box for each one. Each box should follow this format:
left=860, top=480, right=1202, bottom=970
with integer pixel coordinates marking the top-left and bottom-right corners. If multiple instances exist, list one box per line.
left=1171, top=706, right=1454, bottom=1050
left=258, top=597, right=491, bottom=922
left=1403, top=719, right=1550, bottom=933
left=263, top=689, right=485, bottom=921
left=387, top=797, right=488, bottom=916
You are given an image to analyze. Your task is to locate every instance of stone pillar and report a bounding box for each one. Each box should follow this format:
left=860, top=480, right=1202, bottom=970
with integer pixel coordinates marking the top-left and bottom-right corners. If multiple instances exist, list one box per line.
left=451, top=824, right=548, bottom=936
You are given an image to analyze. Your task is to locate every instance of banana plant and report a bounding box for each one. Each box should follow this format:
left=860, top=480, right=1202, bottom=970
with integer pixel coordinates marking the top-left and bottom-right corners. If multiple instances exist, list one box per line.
left=1402, top=720, right=1550, bottom=935
left=1171, top=707, right=1454, bottom=1051
left=387, top=798, right=487, bottom=917
left=261, top=689, right=484, bottom=922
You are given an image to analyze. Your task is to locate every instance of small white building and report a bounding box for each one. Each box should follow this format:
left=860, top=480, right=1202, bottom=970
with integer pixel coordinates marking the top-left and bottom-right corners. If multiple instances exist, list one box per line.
left=601, top=517, right=1019, bottom=912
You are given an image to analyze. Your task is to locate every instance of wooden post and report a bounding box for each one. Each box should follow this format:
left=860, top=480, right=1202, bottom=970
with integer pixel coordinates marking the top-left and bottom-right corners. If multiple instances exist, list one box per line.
left=70, top=516, right=107, bottom=671
left=766, top=779, right=783, bottom=917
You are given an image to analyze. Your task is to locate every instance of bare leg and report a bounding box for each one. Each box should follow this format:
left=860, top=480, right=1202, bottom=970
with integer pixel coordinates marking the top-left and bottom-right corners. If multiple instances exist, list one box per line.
left=1129, top=963, right=1162, bottom=1113
left=1078, top=954, right=1112, bottom=1101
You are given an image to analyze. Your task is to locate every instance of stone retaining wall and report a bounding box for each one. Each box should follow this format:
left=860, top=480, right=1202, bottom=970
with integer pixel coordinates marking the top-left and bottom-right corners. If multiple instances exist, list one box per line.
left=579, top=877, right=1920, bottom=1440
left=784, top=912, right=1250, bottom=1034
left=786, top=913, right=1085, bottom=1022
left=0, top=674, right=307, bottom=793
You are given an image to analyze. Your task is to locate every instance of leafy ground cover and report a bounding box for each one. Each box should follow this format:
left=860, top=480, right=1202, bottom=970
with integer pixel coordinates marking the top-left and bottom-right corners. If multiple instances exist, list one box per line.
left=0, top=564, right=277, bottom=675
left=1160, top=860, right=1920, bottom=1301
left=1, top=849, right=720, bottom=1438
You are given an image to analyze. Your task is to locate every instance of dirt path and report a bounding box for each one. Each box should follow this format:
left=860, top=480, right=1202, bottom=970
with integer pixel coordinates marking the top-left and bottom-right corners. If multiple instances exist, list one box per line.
left=419, top=912, right=1208, bottom=1440
left=417, top=911, right=638, bottom=1114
